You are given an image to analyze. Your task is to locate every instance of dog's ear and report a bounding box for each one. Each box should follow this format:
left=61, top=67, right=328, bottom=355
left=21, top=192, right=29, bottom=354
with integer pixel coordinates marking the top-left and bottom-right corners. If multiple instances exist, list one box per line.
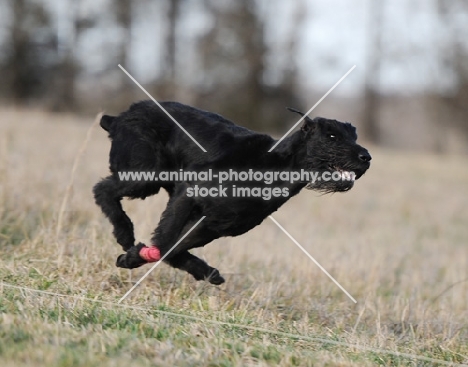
left=286, top=107, right=315, bottom=133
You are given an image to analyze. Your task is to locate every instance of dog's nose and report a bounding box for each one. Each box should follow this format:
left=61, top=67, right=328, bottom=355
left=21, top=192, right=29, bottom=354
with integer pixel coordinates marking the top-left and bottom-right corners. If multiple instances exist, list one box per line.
left=359, top=151, right=372, bottom=163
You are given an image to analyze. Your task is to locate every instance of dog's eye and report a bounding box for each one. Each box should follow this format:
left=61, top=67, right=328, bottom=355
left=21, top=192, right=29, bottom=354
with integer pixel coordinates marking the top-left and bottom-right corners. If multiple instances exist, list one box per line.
left=329, top=134, right=336, bottom=139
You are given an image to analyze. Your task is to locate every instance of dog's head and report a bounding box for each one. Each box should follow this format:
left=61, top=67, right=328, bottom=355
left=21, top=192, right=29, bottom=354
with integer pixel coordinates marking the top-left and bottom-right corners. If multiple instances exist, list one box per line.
left=288, top=108, right=371, bottom=193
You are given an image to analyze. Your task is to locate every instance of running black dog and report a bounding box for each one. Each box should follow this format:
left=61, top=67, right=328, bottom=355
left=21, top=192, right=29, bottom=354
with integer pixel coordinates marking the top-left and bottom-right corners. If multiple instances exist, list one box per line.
left=93, top=101, right=371, bottom=284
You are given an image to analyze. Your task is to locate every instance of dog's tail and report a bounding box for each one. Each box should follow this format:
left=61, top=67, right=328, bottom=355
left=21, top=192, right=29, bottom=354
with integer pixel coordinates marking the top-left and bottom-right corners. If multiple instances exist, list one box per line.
left=100, top=115, right=116, bottom=132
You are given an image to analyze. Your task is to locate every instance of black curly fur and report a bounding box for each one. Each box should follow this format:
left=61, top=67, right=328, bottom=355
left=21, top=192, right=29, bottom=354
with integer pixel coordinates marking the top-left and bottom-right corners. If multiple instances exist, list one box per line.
left=93, top=100, right=371, bottom=285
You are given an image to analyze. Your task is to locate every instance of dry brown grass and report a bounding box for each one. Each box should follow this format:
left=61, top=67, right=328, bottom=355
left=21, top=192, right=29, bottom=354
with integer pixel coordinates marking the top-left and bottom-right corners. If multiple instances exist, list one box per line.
left=0, top=108, right=467, bottom=366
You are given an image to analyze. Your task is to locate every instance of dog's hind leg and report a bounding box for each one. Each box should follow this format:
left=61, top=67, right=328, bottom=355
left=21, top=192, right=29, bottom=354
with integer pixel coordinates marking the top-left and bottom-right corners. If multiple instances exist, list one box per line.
left=165, top=251, right=225, bottom=285
left=93, top=176, right=136, bottom=251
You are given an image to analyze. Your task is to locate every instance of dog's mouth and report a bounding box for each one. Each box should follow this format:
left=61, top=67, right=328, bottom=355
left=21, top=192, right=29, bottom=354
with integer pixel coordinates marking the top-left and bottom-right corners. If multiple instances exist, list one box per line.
left=303, top=163, right=364, bottom=192
left=326, top=164, right=357, bottom=181
left=328, top=162, right=371, bottom=180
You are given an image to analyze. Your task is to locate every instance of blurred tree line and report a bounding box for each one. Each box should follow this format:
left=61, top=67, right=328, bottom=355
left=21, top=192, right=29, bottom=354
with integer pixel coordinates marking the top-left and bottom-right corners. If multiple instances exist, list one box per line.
left=0, top=0, right=301, bottom=132
left=431, top=0, right=468, bottom=152
left=0, top=0, right=467, bottom=152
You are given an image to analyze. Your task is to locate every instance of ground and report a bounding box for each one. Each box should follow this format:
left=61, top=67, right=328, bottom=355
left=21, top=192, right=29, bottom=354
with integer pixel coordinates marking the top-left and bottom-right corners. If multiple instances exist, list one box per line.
left=0, top=108, right=467, bottom=367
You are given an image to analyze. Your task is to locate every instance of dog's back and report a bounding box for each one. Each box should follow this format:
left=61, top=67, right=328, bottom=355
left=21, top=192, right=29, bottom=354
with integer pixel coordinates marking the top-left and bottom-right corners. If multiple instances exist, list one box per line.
left=100, top=100, right=273, bottom=173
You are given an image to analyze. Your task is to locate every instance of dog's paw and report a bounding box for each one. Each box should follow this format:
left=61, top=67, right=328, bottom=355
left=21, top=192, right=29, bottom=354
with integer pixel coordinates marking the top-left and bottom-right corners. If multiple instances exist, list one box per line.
left=206, top=269, right=225, bottom=285
left=116, top=243, right=147, bottom=269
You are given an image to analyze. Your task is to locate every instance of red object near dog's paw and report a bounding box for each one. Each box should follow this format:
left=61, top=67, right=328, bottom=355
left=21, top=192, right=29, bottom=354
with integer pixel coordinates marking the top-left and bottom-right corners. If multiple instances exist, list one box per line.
left=139, top=246, right=161, bottom=262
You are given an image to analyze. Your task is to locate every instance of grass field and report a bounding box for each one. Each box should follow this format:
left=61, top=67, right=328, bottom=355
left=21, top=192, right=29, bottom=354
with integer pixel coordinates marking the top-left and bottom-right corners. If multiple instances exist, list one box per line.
left=0, top=108, right=467, bottom=366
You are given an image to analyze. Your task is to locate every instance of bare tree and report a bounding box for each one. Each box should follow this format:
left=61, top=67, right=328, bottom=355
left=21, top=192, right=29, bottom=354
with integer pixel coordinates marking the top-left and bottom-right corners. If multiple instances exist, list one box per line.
left=51, top=1, right=79, bottom=111
left=2, top=0, right=54, bottom=104
left=114, top=0, right=132, bottom=68
left=265, top=0, right=305, bottom=131
left=165, top=0, right=182, bottom=81
left=157, top=0, right=183, bottom=99
left=362, top=0, right=383, bottom=143
left=432, top=0, right=468, bottom=152
left=197, top=0, right=267, bottom=129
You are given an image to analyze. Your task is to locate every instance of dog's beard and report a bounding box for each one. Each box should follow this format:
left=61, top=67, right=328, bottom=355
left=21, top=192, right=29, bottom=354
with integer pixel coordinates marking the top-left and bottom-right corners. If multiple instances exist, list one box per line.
left=305, top=178, right=354, bottom=193
left=304, top=164, right=357, bottom=193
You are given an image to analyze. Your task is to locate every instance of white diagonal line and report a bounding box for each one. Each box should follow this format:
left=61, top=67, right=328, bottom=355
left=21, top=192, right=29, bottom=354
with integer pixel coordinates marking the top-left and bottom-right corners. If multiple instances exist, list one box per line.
left=268, top=216, right=357, bottom=303
left=118, top=216, right=206, bottom=303
left=118, top=64, right=207, bottom=153
left=268, top=65, right=356, bottom=152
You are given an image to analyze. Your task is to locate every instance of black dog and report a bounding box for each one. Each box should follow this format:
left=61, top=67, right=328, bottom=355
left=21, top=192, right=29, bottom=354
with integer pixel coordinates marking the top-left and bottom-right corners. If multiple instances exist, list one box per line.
left=93, top=101, right=371, bottom=284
